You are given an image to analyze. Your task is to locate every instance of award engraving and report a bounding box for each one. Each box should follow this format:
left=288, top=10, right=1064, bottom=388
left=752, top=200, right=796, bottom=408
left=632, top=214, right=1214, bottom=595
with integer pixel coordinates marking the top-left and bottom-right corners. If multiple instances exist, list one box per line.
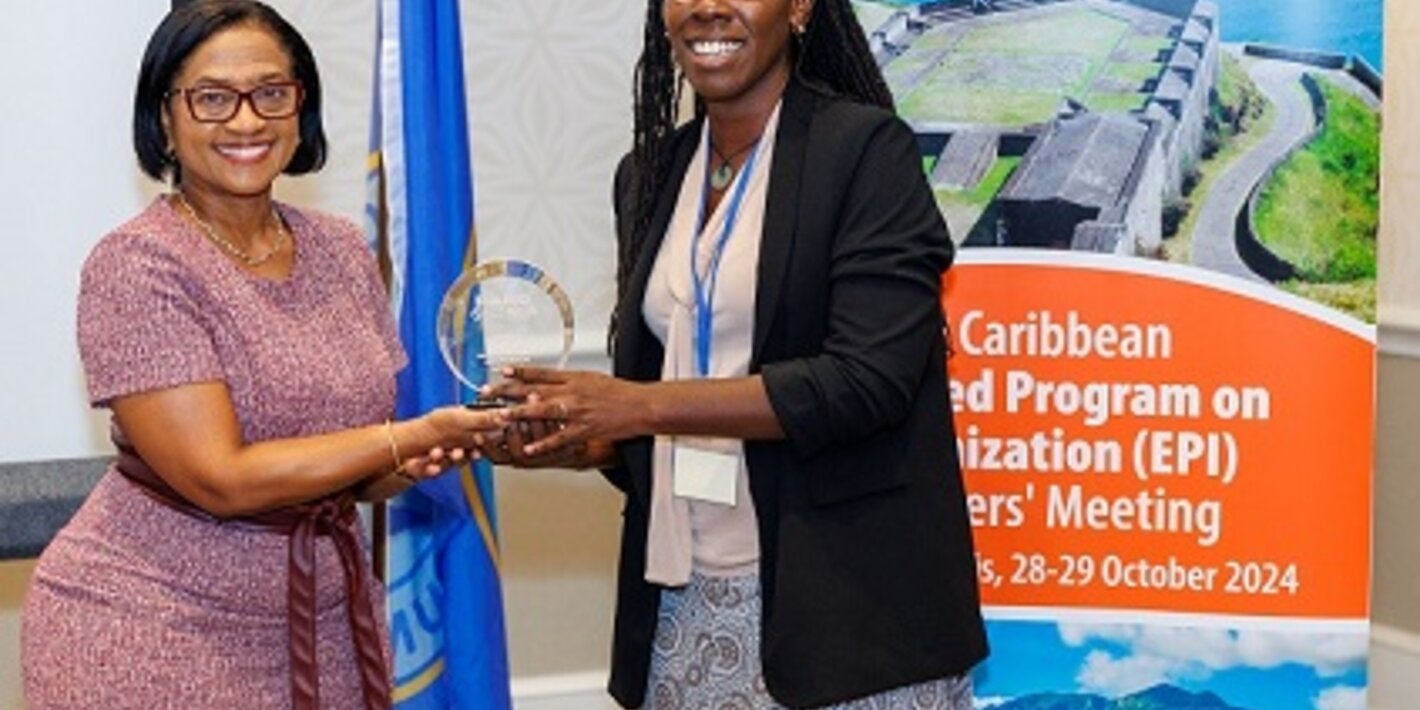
left=436, top=259, right=574, bottom=405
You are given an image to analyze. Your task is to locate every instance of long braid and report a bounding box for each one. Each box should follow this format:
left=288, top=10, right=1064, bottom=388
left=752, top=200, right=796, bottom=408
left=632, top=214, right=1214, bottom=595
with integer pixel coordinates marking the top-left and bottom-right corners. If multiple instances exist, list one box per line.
left=616, top=4, right=678, bottom=333
left=616, top=0, right=890, bottom=341
left=610, top=4, right=677, bottom=343
left=797, top=0, right=894, bottom=110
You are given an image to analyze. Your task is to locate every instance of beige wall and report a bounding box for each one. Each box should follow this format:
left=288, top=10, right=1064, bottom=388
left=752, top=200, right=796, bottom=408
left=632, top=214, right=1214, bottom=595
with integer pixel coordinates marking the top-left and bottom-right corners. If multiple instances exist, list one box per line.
left=1375, top=356, right=1420, bottom=633
left=0, top=561, right=34, bottom=709
left=1380, top=0, right=1420, bottom=329
left=496, top=467, right=621, bottom=678
left=1375, top=0, right=1420, bottom=638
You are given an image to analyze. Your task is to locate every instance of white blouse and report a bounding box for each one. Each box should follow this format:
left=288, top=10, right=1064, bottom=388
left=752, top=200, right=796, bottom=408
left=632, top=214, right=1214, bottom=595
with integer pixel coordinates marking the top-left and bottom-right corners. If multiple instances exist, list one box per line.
left=640, top=104, right=783, bottom=586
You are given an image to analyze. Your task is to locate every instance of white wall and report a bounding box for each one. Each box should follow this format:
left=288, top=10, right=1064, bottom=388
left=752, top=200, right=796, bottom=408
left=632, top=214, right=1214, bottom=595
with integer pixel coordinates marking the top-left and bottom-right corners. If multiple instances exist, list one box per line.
left=0, top=1, right=170, bottom=462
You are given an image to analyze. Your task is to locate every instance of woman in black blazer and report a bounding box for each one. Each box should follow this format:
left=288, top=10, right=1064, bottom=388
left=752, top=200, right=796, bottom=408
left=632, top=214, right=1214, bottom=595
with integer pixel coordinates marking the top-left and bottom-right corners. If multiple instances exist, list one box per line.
left=493, top=0, right=987, bottom=706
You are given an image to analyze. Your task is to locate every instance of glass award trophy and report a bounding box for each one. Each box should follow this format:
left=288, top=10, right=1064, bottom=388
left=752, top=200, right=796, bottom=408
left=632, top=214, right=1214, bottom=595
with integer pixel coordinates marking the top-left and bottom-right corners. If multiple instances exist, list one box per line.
left=436, top=259, right=574, bottom=407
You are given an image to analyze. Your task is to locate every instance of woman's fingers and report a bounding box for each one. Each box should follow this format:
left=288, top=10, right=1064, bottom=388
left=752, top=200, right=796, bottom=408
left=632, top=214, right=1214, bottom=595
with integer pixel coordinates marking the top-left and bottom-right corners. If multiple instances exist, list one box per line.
left=463, top=407, right=507, bottom=431
left=502, top=365, right=563, bottom=384
left=392, top=442, right=488, bottom=483
left=506, top=398, right=567, bottom=422
left=488, top=365, right=602, bottom=402
left=398, top=457, right=423, bottom=479
left=482, top=365, right=567, bottom=401
left=474, top=430, right=512, bottom=464
left=521, top=423, right=587, bottom=457
left=503, top=422, right=539, bottom=466
left=516, top=443, right=586, bottom=469
left=480, top=381, right=533, bottom=402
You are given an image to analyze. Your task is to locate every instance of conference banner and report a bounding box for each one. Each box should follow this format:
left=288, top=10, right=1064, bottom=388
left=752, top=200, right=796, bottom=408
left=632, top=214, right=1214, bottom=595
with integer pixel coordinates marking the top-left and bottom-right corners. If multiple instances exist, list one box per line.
left=855, top=0, right=1380, bottom=707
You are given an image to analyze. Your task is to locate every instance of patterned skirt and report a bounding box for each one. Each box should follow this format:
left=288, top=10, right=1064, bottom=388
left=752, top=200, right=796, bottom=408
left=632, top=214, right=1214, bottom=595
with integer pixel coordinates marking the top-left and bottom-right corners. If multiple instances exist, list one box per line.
left=644, top=572, right=973, bottom=709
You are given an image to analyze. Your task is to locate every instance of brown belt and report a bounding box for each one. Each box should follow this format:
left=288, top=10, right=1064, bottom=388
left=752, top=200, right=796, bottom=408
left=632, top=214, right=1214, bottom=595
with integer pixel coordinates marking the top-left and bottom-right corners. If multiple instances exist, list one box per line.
left=114, top=445, right=392, bottom=710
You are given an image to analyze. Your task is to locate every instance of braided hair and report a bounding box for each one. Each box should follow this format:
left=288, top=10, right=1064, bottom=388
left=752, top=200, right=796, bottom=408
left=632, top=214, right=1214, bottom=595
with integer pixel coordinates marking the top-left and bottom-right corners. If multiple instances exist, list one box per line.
left=615, top=0, right=892, bottom=335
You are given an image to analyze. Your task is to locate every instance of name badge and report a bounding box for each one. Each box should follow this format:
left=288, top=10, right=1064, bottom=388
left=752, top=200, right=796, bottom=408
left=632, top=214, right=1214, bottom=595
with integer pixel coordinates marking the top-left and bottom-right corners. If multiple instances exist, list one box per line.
left=672, top=438, right=739, bottom=506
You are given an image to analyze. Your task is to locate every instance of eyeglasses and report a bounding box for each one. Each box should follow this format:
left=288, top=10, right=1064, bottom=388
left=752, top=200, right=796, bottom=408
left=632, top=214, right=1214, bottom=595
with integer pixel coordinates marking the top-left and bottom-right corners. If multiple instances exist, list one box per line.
left=168, top=81, right=303, bottom=123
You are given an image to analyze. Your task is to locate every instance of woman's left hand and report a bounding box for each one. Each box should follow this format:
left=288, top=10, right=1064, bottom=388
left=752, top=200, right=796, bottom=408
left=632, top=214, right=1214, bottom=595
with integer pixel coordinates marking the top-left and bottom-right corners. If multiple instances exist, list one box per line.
left=484, top=366, right=651, bottom=458
left=356, top=445, right=471, bottom=501
left=398, top=445, right=471, bottom=480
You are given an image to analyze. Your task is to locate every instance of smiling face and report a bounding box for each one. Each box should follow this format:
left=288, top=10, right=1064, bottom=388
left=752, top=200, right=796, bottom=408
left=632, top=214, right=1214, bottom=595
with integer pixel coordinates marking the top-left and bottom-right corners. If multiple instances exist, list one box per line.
left=162, top=23, right=300, bottom=202
left=663, top=0, right=813, bottom=113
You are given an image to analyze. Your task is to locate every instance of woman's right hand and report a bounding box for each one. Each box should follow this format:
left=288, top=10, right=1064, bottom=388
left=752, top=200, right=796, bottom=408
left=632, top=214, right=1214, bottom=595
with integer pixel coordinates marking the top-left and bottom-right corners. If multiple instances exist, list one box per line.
left=397, top=406, right=507, bottom=478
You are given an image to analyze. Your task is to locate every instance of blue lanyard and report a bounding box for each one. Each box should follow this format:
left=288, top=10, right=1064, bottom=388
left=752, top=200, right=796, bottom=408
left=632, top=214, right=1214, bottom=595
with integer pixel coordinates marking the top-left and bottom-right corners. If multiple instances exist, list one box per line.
left=691, top=131, right=762, bottom=378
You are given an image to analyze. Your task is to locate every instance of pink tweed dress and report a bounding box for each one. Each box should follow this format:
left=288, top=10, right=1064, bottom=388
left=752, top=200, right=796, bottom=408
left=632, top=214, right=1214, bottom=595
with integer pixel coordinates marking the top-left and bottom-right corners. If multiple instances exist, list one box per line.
left=21, top=198, right=406, bottom=709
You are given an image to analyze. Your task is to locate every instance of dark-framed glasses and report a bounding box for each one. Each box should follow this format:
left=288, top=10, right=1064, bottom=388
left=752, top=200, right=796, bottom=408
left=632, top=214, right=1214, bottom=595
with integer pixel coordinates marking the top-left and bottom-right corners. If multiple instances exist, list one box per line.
left=169, top=81, right=303, bottom=123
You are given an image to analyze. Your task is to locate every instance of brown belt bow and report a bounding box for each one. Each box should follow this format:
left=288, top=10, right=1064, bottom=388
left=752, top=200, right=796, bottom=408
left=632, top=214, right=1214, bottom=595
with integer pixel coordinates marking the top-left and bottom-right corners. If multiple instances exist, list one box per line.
left=115, top=445, right=392, bottom=710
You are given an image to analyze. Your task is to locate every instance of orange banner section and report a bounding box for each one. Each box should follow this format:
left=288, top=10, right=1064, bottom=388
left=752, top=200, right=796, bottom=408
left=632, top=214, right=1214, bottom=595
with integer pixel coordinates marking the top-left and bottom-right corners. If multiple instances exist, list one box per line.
left=944, top=258, right=1373, bottom=618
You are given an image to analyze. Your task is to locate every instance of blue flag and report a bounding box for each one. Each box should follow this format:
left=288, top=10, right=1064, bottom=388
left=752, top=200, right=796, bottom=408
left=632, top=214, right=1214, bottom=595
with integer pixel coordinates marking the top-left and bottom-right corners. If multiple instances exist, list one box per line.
left=365, top=0, right=512, bottom=707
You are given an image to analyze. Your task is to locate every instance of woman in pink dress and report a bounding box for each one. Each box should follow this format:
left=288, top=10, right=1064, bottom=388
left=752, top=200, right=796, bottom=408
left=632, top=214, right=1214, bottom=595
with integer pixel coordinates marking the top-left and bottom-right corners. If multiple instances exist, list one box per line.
left=21, top=2, right=500, bottom=707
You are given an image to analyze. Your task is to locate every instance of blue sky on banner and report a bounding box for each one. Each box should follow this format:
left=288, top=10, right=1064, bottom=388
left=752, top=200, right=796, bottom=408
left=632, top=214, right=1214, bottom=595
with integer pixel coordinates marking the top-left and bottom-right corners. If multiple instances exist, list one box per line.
left=975, top=619, right=1367, bottom=710
left=366, top=0, right=511, bottom=707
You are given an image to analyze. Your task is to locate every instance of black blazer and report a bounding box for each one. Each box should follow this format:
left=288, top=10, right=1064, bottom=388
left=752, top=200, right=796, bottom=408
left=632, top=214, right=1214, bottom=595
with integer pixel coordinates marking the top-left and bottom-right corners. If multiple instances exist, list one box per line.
left=604, top=79, right=987, bottom=708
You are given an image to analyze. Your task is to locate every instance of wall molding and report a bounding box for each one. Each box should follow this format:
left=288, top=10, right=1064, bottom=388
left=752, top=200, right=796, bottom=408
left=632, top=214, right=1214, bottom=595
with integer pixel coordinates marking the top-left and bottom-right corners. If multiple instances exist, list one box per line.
left=1379, top=318, right=1420, bottom=359
left=511, top=671, right=610, bottom=710
left=1371, top=622, right=1420, bottom=710
left=1373, top=622, right=1420, bottom=657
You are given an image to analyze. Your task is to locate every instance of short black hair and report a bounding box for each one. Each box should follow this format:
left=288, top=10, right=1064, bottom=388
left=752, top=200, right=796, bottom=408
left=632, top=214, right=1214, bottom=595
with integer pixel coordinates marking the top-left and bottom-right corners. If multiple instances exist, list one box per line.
left=133, top=0, right=327, bottom=182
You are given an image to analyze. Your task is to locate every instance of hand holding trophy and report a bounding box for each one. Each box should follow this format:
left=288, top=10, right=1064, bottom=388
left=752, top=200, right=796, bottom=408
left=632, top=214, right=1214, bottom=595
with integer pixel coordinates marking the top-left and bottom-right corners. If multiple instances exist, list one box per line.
left=436, top=259, right=574, bottom=407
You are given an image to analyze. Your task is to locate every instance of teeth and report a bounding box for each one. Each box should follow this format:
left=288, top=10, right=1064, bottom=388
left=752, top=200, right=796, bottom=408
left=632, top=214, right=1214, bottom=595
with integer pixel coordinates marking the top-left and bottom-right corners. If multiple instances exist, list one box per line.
left=691, top=40, right=743, bottom=57
left=218, top=145, right=270, bottom=160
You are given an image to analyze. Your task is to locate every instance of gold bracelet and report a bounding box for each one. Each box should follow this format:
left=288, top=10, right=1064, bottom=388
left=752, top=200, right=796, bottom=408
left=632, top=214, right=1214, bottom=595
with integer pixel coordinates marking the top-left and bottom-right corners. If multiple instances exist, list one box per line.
left=384, top=419, right=405, bottom=478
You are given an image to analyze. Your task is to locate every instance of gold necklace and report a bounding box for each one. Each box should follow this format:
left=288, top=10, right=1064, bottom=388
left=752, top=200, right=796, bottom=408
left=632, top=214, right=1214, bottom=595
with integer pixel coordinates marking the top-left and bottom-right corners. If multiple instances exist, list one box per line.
left=175, top=192, right=289, bottom=267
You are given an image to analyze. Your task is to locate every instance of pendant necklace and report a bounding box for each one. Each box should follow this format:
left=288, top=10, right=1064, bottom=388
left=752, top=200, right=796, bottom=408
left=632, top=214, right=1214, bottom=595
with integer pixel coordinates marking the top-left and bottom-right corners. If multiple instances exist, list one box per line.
left=708, top=137, right=759, bottom=191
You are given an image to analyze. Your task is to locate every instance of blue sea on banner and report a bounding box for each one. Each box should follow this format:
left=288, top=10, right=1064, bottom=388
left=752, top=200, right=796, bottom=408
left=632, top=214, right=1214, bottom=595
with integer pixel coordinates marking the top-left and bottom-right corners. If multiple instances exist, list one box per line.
left=1213, top=0, right=1383, bottom=71
left=875, top=0, right=1383, bottom=71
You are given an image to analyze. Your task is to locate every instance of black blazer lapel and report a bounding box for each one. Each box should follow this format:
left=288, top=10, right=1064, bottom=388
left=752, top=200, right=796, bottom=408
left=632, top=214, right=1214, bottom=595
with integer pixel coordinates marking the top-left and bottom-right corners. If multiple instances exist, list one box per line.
left=753, top=80, right=815, bottom=363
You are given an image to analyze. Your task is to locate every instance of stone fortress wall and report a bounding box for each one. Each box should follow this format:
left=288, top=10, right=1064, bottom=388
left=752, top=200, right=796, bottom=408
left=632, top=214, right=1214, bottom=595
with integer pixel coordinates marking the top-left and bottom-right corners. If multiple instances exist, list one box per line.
left=866, top=0, right=1220, bottom=255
